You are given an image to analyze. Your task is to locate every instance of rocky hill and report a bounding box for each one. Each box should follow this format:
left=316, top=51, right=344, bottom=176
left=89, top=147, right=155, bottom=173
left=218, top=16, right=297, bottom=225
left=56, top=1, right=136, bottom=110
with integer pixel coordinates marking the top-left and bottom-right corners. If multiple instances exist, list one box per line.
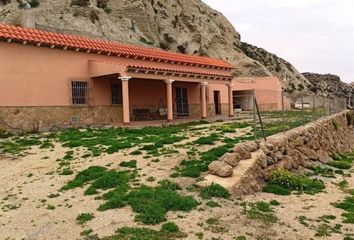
left=303, top=72, right=354, bottom=98
left=0, top=0, right=310, bottom=91
left=241, top=42, right=312, bottom=92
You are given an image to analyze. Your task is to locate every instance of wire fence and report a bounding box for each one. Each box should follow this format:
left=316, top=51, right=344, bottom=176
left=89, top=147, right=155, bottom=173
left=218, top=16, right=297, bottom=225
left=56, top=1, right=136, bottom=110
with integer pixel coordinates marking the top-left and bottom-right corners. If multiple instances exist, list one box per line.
left=232, top=89, right=351, bottom=140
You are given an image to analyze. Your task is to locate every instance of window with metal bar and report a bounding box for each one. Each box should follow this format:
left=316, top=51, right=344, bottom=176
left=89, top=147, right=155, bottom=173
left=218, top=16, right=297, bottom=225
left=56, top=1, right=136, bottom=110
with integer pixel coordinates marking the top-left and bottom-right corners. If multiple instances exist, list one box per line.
left=111, top=83, right=122, bottom=105
left=71, top=81, right=88, bottom=105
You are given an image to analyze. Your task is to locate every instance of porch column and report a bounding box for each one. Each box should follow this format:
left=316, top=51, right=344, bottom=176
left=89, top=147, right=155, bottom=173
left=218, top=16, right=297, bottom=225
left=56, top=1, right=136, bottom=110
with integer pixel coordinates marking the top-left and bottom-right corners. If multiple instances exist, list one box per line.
left=201, top=82, right=208, bottom=119
left=227, top=83, right=234, bottom=117
left=165, top=79, right=175, bottom=121
left=119, top=76, right=131, bottom=124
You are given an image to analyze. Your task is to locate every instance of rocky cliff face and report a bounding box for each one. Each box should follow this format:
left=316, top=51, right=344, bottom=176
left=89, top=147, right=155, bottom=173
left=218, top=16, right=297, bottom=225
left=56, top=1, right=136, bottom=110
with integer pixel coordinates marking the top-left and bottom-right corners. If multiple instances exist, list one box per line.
left=1, top=0, right=309, bottom=91
left=303, top=72, right=354, bottom=98
left=241, top=42, right=312, bottom=92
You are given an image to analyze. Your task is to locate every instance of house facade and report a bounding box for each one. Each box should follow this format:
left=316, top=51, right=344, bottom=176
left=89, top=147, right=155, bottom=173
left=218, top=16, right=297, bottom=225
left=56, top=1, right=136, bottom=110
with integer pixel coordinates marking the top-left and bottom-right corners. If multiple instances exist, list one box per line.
left=232, top=77, right=291, bottom=111
left=0, top=23, right=235, bottom=131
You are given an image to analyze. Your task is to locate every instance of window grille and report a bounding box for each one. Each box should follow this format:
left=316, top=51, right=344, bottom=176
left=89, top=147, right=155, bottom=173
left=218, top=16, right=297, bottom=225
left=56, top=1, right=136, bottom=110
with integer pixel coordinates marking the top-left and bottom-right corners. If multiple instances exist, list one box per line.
left=71, top=81, right=89, bottom=105
left=111, top=83, right=122, bottom=105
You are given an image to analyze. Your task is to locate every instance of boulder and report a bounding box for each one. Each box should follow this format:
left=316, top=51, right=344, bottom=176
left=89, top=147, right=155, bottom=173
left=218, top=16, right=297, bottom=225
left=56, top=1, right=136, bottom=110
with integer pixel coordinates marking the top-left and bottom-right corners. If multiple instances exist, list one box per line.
left=267, top=156, right=276, bottom=165
left=297, top=147, right=319, bottom=161
left=242, top=141, right=260, bottom=152
left=233, top=144, right=251, bottom=160
left=208, top=161, right=233, bottom=177
left=221, top=153, right=241, bottom=167
left=257, top=151, right=268, bottom=169
left=274, top=151, right=284, bottom=161
left=317, top=150, right=332, bottom=164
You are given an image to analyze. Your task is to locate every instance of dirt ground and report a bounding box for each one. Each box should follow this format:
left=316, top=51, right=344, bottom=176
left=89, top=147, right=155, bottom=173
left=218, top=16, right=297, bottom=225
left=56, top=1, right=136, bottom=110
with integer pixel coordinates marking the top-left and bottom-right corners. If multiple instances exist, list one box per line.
left=0, top=122, right=353, bottom=240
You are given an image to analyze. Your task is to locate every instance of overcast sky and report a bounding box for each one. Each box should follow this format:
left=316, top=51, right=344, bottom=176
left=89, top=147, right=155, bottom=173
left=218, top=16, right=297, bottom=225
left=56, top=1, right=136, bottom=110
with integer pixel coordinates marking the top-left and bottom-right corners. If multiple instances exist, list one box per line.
left=203, top=0, right=354, bottom=83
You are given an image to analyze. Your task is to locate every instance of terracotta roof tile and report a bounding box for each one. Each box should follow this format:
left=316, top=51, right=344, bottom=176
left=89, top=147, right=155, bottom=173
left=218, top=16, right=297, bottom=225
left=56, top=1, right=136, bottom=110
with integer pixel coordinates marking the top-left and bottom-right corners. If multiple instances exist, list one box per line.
left=0, top=23, right=234, bottom=69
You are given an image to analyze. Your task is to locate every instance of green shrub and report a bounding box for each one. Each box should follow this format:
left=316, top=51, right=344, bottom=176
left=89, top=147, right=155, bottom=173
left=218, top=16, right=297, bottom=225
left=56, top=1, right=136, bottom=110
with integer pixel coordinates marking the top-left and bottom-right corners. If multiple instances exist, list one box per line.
left=60, top=168, right=73, bottom=176
left=108, top=226, right=187, bottom=240
left=263, top=184, right=291, bottom=195
left=344, top=236, right=354, bottom=240
left=200, top=183, right=230, bottom=199
left=130, top=150, right=143, bottom=155
left=266, top=169, right=325, bottom=195
left=255, top=201, right=272, bottom=212
left=206, top=201, right=221, bottom=208
left=269, top=200, right=280, bottom=206
left=194, top=134, right=219, bottom=145
left=98, top=186, right=128, bottom=211
left=310, top=166, right=336, bottom=178
left=126, top=183, right=198, bottom=225
left=161, top=222, right=179, bottom=233
left=242, top=202, right=278, bottom=224
left=80, top=229, right=93, bottom=236
left=47, top=204, right=55, bottom=210
left=329, top=161, right=352, bottom=170
left=333, top=195, right=354, bottom=223
left=61, top=166, right=107, bottom=190
left=76, top=213, right=94, bottom=225
left=235, top=236, right=247, bottom=240
left=119, top=160, right=137, bottom=168
left=90, top=170, right=132, bottom=191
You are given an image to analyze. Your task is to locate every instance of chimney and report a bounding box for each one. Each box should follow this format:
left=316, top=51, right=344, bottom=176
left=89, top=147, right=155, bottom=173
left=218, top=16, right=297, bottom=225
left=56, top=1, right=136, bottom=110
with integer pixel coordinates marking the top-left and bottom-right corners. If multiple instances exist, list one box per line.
left=20, top=4, right=36, bottom=28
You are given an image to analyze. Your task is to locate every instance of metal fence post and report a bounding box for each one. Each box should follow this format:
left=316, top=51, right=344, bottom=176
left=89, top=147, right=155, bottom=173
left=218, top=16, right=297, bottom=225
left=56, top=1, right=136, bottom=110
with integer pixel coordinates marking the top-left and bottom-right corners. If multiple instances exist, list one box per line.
left=252, top=89, right=257, bottom=140
left=312, top=94, right=316, bottom=113
left=281, top=89, right=285, bottom=133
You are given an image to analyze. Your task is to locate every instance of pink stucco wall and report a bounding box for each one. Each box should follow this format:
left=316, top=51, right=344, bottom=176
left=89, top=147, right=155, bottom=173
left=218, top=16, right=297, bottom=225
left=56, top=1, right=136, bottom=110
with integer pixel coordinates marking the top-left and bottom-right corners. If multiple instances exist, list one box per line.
left=232, top=77, right=291, bottom=111
left=0, top=42, right=230, bottom=108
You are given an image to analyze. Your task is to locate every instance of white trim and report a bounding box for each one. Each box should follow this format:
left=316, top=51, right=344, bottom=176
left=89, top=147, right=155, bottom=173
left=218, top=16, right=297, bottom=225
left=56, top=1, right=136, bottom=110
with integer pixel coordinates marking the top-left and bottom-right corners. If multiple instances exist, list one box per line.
left=118, top=76, right=131, bottom=81
left=164, top=79, right=175, bottom=84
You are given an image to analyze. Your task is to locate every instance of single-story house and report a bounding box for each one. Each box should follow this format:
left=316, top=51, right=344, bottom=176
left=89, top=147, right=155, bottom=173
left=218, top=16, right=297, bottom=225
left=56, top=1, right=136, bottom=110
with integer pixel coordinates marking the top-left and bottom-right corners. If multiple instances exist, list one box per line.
left=231, top=77, right=291, bottom=111
left=0, top=23, right=235, bottom=131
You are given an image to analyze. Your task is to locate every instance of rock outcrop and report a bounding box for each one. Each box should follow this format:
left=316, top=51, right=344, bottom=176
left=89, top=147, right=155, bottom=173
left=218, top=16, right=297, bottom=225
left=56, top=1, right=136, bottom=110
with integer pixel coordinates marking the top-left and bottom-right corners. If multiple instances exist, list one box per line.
left=303, top=72, right=354, bottom=98
left=0, top=0, right=311, bottom=91
left=241, top=42, right=312, bottom=92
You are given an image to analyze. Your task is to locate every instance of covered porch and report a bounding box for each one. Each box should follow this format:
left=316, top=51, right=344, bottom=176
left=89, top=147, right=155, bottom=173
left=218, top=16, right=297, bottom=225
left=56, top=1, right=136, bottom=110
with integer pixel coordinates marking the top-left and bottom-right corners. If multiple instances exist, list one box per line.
left=89, top=60, right=234, bottom=125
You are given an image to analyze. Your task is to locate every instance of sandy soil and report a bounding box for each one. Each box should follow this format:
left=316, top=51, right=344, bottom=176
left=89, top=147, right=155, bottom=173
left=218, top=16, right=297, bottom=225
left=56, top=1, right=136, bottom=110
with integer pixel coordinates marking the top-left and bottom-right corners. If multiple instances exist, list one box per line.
left=0, top=123, right=353, bottom=240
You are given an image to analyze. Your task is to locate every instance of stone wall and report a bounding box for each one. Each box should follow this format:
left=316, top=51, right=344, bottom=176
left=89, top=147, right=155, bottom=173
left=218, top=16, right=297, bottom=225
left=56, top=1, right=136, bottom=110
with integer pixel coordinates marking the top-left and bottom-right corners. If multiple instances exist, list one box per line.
left=0, top=106, right=123, bottom=132
left=205, top=110, right=354, bottom=195
left=207, top=103, right=229, bottom=117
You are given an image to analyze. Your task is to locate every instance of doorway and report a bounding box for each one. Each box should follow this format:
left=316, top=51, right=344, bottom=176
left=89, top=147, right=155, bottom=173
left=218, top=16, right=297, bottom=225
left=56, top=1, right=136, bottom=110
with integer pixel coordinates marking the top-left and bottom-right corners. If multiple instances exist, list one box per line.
left=214, top=91, right=221, bottom=115
left=175, top=87, right=189, bottom=117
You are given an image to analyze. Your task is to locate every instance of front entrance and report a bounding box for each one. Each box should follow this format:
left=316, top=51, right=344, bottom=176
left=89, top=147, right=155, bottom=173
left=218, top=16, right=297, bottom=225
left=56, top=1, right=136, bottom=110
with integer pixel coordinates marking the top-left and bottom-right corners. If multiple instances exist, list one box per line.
left=214, top=91, right=221, bottom=115
left=175, top=87, right=189, bottom=117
